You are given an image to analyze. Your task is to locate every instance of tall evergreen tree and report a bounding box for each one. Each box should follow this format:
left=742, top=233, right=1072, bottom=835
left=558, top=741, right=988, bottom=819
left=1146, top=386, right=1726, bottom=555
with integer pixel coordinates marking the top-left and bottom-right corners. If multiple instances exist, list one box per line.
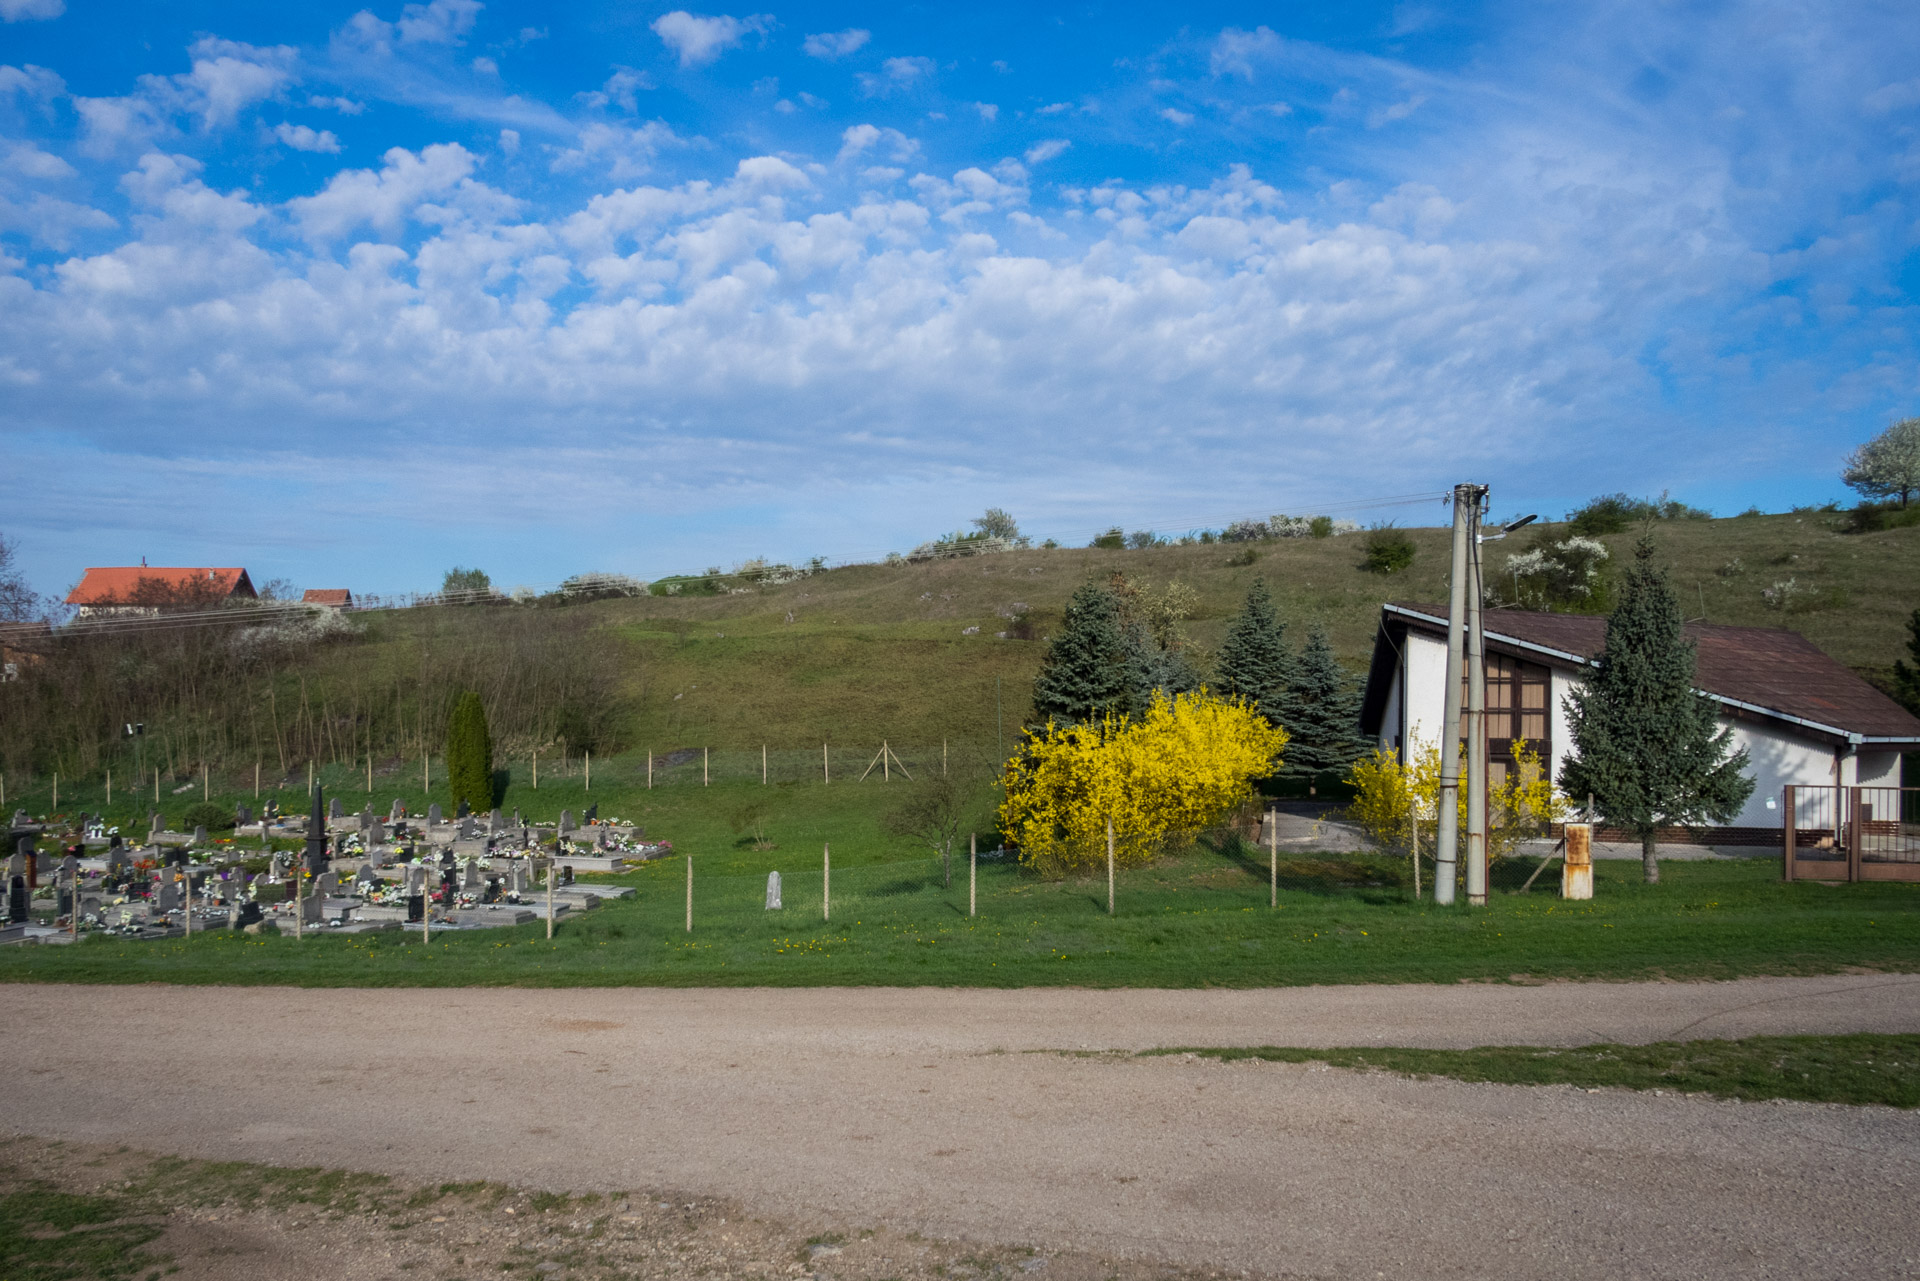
left=1030, top=582, right=1132, bottom=726
left=446, top=690, right=495, bottom=815
left=1216, top=580, right=1297, bottom=730
left=1282, top=625, right=1369, bottom=781
left=1559, top=537, right=1754, bottom=883
left=1891, top=607, right=1920, bottom=715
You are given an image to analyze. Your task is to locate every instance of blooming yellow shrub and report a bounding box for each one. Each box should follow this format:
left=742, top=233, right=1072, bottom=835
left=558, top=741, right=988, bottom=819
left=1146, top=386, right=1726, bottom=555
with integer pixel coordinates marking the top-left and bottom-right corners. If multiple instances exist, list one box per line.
left=1346, top=739, right=1565, bottom=864
left=998, top=690, right=1288, bottom=876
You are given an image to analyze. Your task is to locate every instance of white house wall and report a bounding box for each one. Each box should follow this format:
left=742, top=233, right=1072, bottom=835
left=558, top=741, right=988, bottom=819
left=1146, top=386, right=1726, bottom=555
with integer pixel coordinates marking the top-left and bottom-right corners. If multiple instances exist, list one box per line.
left=1401, top=631, right=1452, bottom=759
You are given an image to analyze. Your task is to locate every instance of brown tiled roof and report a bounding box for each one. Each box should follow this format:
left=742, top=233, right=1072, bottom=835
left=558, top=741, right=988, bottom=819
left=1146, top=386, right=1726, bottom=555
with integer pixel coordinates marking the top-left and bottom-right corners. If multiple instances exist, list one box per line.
left=1386, top=603, right=1920, bottom=742
left=302, top=589, right=352, bottom=606
left=67, top=567, right=254, bottom=605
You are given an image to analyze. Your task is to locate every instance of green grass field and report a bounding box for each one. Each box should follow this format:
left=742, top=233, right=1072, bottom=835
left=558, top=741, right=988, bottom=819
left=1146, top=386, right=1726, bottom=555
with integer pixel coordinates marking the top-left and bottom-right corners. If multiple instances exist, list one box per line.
left=6, top=809, right=1916, bottom=987
left=1157, top=1033, right=1920, bottom=1107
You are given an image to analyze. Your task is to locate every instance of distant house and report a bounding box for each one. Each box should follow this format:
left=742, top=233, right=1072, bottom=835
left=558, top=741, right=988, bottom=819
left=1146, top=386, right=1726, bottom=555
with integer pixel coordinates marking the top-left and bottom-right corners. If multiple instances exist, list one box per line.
left=1358, top=603, right=1920, bottom=842
left=66, top=566, right=257, bottom=619
left=301, top=589, right=354, bottom=611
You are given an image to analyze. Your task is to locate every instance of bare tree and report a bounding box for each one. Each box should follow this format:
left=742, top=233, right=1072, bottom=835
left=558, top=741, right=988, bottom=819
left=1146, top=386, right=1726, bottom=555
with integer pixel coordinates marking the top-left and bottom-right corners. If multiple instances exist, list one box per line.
left=0, top=532, right=43, bottom=623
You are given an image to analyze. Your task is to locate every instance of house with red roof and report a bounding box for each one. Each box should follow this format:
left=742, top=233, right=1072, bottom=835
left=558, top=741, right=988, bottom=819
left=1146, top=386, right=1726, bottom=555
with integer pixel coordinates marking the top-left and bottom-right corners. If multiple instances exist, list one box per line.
left=301, top=588, right=353, bottom=611
left=1359, top=603, right=1920, bottom=853
left=66, top=566, right=257, bottom=618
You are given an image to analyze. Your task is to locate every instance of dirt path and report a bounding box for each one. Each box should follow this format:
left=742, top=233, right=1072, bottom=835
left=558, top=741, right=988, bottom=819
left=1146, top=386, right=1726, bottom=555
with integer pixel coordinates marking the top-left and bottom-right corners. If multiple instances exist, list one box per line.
left=9, top=975, right=1920, bottom=1279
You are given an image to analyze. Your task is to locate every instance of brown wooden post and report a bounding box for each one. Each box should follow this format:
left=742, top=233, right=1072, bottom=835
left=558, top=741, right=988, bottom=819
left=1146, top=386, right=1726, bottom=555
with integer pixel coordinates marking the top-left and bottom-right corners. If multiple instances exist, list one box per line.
left=1561, top=823, right=1593, bottom=900
left=1106, top=817, right=1115, bottom=917
left=1848, top=786, right=1863, bottom=883
left=968, top=832, right=976, bottom=918
left=1783, top=786, right=1796, bottom=882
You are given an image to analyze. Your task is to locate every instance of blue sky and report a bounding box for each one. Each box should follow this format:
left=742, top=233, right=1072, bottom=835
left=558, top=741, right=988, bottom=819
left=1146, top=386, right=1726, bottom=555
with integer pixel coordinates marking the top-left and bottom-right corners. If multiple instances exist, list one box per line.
left=2, top=0, right=1917, bottom=599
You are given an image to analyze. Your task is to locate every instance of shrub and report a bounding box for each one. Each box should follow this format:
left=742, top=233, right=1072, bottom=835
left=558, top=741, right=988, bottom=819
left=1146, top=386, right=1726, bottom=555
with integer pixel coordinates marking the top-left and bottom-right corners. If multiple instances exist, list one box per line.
left=1346, top=740, right=1564, bottom=864
left=1567, top=491, right=1710, bottom=536
left=1494, top=535, right=1611, bottom=612
left=1090, top=527, right=1126, bottom=550
left=1220, top=519, right=1269, bottom=543
left=442, top=566, right=492, bottom=599
left=1225, top=546, right=1260, bottom=567
left=1308, top=515, right=1335, bottom=539
left=181, top=800, right=232, bottom=832
left=999, top=690, right=1288, bottom=876
left=446, top=690, right=494, bottom=814
left=1362, top=525, right=1416, bottom=574
left=1844, top=501, right=1920, bottom=534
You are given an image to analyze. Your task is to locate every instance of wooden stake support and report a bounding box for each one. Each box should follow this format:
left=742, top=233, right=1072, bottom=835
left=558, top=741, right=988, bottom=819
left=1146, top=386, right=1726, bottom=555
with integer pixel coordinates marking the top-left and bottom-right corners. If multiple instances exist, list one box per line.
left=1107, top=817, right=1115, bottom=916
left=823, top=843, right=831, bottom=922
left=1269, top=805, right=1277, bottom=908
left=685, top=855, right=693, bottom=933
left=969, top=832, right=976, bottom=918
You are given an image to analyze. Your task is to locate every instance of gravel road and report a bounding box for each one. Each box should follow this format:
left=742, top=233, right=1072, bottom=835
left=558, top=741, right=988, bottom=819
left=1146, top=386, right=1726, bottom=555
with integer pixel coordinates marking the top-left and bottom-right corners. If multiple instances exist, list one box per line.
left=9, top=975, right=1920, bottom=1279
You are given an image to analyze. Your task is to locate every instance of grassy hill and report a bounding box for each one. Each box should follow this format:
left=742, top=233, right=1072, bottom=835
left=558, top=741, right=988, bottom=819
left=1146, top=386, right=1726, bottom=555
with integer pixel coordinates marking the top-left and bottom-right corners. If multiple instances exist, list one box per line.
left=597, top=510, right=1920, bottom=754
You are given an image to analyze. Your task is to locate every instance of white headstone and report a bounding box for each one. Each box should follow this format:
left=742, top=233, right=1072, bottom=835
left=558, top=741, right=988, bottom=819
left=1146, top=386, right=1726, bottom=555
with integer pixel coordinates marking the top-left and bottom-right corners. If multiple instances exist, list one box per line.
left=765, top=871, right=782, bottom=910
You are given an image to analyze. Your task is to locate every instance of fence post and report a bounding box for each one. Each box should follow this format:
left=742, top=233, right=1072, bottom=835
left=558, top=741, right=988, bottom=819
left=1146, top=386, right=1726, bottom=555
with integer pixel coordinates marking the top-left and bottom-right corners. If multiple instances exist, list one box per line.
left=647, top=750, right=652, bottom=789
left=823, top=843, right=831, bottom=922
left=547, top=854, right=555, bottom=939
left=1270, top=805, right=1278, bottom=908
left=1107, top=817, right=1115, bottom=917
left=704, top=747, right=709, bottom=787
left=685, top=855, right=692, bottom=933
left=1849, top=786, right=1863, bottom=883
left=763, top=745, right=767, bottom=785
left=1783, top=786, right=1796, bottom=882
left=585, top=750, right=591, bottom=792
left=969, top=832, right=976, bottom=918
left=823, top=743, right=830, bottom=785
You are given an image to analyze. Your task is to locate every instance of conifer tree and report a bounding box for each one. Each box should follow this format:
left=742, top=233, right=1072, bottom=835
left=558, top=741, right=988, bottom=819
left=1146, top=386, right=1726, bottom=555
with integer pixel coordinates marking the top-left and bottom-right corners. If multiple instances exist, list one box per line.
left=446, top=690, right=495, bottom=815
left=1891, top=607, right=1920, bottom=715
left=1215, top=580, right=1297, bottom=730
left=1030, top=582, right=1132, bottom=727
left=1282, top=625, right=1369, bottom=781
left=1559, top=537, right=1754, bottom=883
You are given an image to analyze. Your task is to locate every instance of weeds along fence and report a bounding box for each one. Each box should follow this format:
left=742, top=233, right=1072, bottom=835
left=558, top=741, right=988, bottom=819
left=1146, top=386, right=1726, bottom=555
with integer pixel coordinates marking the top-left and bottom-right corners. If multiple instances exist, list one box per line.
left=628, top=851, right=1002, bottom=929
left=633, top=742, right=992, bottom=789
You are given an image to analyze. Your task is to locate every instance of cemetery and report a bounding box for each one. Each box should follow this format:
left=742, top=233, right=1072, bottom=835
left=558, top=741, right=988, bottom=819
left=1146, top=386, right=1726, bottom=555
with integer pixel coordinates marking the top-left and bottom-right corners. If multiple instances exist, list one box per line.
left=2, top=789, right=670, bottom=946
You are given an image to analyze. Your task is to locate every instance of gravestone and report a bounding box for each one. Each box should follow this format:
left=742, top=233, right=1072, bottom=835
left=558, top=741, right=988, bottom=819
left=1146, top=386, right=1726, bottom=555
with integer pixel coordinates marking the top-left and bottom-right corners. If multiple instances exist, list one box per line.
left=456, top=799, right=470, bottom=819
left=149, top=812, right=163, bottom=839
left=235, top=804, right=252, bottom=827
left=508, top=863, right=529, bottom=895
left=428, top=803, right=443, bottom=826
left=765, top=871, right=782, bottom=910
left=355, top=863, right=376, bottom=887
left=232, top=872, right=252, bottom=903
left=389, top=799, right=404, bottom=822
left=7, top=861, right=27, bottom=924
left=192, top=825, right=207, bottom=846
left=329, top=798, right=343, bottom=820
left=314, top=871, right=339, bottom=899
left=154, top=878, right=180, bottom=912
left=512, top=808, right=522, bottom=826
left=358, top=807, right=374, bottom=834
left=107, top=844, right=130, bottom=875
left=488, top=808, right=503, bottom=834
left=269, top=852, right=288, bottom=879
left=369, top=818, right=386, bottom=843
left=584, top=804, right=598, bottom=824
left=458, top=816, right=476, bottom=839
left=461, top=859, right=483, bottom=890
left=10, top=809, right=25, bottom=828
left=558, top=810, right=576, bottom=835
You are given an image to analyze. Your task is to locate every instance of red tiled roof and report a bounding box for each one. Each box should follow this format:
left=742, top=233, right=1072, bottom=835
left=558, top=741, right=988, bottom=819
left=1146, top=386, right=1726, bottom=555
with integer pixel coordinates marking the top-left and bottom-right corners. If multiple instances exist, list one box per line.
left=1386, top=603, right=1920, bottom=742
left=67, top=567, right=255, bottom=605
left=302, top=589, right=352, bottom=606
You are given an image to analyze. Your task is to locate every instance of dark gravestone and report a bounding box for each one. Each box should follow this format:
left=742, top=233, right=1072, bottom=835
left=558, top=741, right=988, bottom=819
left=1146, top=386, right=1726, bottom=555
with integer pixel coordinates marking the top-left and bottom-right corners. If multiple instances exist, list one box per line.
left=456, top=799, right=470, bottom=819
left=329, top=797, right=343, bottom=820
left=458, top=816, right=476, bottom=839
left=235, top=900, right=263, bottom=929
left=584, top=804, right=598, bottom=824
left=235, top=804, right=252, bottom=827
left=7, top=873, right=27, bottom=924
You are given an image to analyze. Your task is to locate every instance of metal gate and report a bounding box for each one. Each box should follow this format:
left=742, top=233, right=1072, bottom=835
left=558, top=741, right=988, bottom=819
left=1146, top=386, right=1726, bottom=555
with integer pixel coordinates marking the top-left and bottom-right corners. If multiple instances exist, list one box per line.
left=1782, top=785, right=1920, bottom=882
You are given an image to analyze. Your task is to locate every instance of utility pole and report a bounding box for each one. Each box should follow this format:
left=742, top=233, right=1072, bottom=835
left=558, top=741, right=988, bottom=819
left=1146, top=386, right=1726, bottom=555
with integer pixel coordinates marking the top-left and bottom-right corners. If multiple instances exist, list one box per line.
left=1465, top=487, right=1489, bottom=906
left=1434, top=484, right=1475, bottom=905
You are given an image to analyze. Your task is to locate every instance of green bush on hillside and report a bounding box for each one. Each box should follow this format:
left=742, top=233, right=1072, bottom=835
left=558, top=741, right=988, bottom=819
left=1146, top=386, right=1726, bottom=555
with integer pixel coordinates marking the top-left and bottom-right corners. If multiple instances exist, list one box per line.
left=1361, top=525, right=1415, bottom=574
left=180, top=801, right=232, bottom=832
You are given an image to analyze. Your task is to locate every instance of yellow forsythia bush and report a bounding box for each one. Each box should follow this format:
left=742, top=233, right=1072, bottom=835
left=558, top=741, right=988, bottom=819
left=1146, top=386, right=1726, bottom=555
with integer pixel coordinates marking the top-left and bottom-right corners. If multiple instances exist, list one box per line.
left=1346, top=739, right=1565, bottom=864
left=998, top=690, right=1288, bottom=876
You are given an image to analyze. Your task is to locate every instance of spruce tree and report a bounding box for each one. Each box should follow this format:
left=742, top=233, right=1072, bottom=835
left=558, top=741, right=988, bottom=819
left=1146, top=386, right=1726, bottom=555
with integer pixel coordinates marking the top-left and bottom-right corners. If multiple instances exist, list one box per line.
left=1891, top=607, right=1920, bottom=715
left=446, top=690, right=494, bottom=815
left=1282, top=625, right=1369, bottom=782
left=1216, top=580, right=1297, bottom=730
left=1559, top=537, right=1754, bottom=883
left=1031, top=582, right=1132, bottom=726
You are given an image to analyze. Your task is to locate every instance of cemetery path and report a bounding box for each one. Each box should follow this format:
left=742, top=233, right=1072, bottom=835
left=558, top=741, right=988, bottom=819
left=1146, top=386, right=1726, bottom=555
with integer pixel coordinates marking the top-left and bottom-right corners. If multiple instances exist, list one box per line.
left=9, top=974, right=1920, bottom=1280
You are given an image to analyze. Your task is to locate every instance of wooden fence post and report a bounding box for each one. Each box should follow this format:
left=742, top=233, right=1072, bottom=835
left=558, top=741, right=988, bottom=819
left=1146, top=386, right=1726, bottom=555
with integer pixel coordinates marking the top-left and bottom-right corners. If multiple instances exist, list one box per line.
left=685, top=855, right=692, bottom=933
left=763, top=745, right=767, bottom=785
left=823, top=843, right=831, bottom=922
left=704, top=747, right=709, bottom=786
left=254, top=761, right=259, bottom=798
left=648, top=750, right=653, bottom=789
left=1783, top=785, right=1796, bottom=882
left=203, top=762, right=209, bottom=801
left=1270, top=805, right=1278, bottom=908
left=969, top=832, right=976, bottom=918
left=533, top=751, right=538, bottom=789
left=1107, top=817, right=1115, bottom=917
left=585, top=750, right=591, bottom=792
left=823, top=743, right=829, bottom=784
left=106, top=769, right=112, bottom=806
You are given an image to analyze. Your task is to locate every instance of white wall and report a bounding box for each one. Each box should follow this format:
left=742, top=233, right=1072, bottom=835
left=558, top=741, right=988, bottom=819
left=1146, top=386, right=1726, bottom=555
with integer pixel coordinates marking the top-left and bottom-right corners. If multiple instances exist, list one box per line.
left=1400, top=630, right=1451, bottom=759
left=1722, top=721, right=1840, bottom=827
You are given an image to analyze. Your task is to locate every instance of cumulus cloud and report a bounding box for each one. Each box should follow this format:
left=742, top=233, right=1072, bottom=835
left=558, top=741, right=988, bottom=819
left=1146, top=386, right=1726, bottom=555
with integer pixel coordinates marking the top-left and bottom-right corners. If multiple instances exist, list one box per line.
left=579, top=67, right=653, bottom=112
left=0, top=0, right=63, bottom=21
left=551, top=120, right=684, bottom=180
left=837, top=123, right=918, bottom=163
left=308, top=95, right=366, bottom=114
left=802, top=28, right=869, bottom=60
left=4, top=140, right=75, bottom=179
left=286, top=142, right=486, bottom=239
left=396, top=0, right=482, bottom=45
left=1023, top=138, right=1070, bottom=164
left=974, top=102, right=998, bottom=122
left=1160, top=108, right=1194, bottom=126
left=858, top=56, right=933, bottom=95
left=651, top=11, right=771, bottom=68
left=275, top=122, right=343, bottom=153
left=74, top=38, right=297, bottom=153
left=1211, top=26, right=1283, bottom=80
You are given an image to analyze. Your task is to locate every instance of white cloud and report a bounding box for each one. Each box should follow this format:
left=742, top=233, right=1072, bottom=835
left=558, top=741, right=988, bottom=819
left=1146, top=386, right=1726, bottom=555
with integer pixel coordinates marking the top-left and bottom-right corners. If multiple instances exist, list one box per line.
left=308, top=94, right=366, bottom=114
left=4, top=140, right=75, bottom=179
left=396, top=0, right=482, bottom=45
left=551, top=120, right=684, bottom=180
left=1023, top=138, right=1070, bottom=164
left=1864, top=78, right=1920, bottom=115
left=1160, top=108, right=1194, bottom=126
left=0, top=63, right=64, bottom=101
left=580, top=67, right=653, bottom=112
left=1036, top=102, right=1071, bottom=115
left=286, top=142, right=489, bottom=240
left=1211, top=26, right=1283, bottom=80
left=837, top=123, right=918, bottom=163
left=275, top=122, right=343, bottom=153
left=1367, top=94, right=1426, bottom=127
left=0, top=0, right=63, bottom=21
left=472, top=56, right=498, bottom=75
left=499, top=128, right=519, bottom=155
left=75, top=38, right=296, bottom=153
left=974, top=102, right=998, bottom=122
left=802, top=29, right=869, bottom=60
left=858, top=56, right=933, bottom=96
left=651, top=11, right=771, bottom=68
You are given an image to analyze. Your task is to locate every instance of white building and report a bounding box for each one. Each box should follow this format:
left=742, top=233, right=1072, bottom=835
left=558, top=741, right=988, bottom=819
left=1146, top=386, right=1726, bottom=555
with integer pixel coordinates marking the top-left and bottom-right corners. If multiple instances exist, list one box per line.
left=1358, top=603, right=1920, bottom=841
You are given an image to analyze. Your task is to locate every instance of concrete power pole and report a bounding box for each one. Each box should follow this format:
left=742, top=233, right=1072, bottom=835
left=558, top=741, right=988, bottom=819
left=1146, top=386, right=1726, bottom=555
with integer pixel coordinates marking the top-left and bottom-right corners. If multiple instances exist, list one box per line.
left=1434, top=484, right=1474, bottom=905
left=1465, top=486, right=1490, bottom=906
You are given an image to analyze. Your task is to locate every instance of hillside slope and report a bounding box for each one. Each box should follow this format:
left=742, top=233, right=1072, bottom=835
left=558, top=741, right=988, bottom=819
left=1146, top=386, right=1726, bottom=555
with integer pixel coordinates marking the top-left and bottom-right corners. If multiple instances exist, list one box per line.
left=592, top=512, right=1919, bottom=751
